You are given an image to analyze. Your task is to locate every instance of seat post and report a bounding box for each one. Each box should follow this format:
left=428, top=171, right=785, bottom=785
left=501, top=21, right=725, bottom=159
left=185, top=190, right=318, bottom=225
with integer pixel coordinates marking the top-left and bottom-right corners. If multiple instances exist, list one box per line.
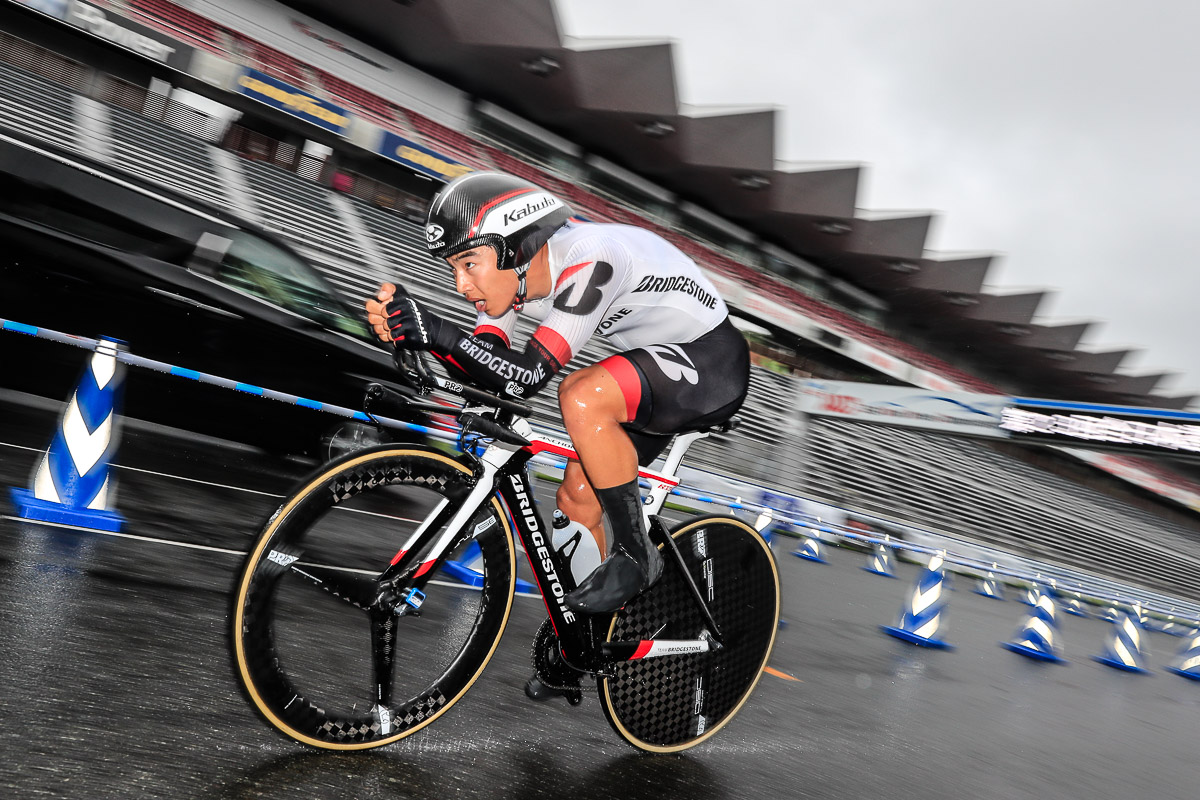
left=655, top=430, right=710, bottom=481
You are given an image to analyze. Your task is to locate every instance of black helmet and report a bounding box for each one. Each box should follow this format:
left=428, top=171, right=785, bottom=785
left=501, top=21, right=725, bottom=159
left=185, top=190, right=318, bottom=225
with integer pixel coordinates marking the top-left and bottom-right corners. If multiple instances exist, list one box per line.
left=425, top=171, right=573, bottom=270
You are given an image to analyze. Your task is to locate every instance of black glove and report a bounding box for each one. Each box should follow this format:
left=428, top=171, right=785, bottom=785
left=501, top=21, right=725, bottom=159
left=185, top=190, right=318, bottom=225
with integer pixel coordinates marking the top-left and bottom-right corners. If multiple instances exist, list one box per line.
left=385, top=289, right=457, bottom=353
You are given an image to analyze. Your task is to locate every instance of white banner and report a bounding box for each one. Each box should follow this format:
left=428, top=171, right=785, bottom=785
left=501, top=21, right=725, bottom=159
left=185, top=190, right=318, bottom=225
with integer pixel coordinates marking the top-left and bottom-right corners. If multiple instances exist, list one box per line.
left=798, top=379, right=1009, bottom=437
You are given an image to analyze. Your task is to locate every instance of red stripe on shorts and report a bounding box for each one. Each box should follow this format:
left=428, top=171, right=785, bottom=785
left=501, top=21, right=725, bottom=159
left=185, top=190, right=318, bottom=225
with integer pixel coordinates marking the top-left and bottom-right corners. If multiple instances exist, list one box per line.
left=599, top=355, right=641, bottom=423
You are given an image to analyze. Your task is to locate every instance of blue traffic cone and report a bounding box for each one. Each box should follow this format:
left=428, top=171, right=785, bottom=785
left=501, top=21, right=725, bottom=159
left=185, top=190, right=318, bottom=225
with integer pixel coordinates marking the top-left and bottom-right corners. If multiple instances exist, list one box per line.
left=862, top=535, right=896, bottom=577
left=792, top=529, right=827, bottom=563
left=1060, top=592, right=1089, bottom=618
left=441, top=539, right=537, bottom=595
left=1154, top=610, right=1193, bottom=637
left=881, top=551, right=953, bottom=649
left=10, top=338, right=125, bottom=532
left=1094, top=605, right=1151, bottom=673
left=1001, top=584, right=1067, bottom=663
left=1164, top=631, right=1200, bottom=680
left=974, top=562, right=1005, bottom=599
left=1019, top=575, right=1045, bottom=606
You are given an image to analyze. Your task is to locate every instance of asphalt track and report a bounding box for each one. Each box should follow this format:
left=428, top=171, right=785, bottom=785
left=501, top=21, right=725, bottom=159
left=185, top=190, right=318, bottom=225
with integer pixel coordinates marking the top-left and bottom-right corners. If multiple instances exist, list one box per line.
left=2, top=393, right=1200, bottom=799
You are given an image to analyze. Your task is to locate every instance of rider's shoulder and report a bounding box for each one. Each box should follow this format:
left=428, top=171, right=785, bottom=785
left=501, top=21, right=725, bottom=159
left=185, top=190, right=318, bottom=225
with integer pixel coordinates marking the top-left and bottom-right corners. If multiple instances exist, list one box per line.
left=551, top=221, right=642, bottom=263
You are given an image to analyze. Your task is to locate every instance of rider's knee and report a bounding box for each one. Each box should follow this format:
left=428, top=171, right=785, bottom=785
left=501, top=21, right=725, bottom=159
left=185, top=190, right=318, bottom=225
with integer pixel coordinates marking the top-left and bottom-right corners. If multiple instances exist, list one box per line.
left=558, top=366, right=620, bottom=428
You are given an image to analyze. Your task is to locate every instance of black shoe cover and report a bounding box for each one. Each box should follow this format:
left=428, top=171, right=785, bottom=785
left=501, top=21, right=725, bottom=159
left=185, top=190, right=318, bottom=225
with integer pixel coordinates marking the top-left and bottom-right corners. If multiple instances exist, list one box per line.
left=564, top=543, right=663, bottom=614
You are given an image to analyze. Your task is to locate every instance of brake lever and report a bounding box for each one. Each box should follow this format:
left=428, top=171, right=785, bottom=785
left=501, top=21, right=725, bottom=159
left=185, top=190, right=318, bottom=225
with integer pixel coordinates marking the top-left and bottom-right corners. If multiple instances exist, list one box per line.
left=391, top=347, right=435, bottom=394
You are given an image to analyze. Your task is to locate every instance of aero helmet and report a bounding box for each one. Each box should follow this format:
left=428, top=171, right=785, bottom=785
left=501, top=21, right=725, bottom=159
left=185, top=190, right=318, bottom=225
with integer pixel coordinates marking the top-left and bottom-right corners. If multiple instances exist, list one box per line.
left=425, top=171, right=573, bottom=270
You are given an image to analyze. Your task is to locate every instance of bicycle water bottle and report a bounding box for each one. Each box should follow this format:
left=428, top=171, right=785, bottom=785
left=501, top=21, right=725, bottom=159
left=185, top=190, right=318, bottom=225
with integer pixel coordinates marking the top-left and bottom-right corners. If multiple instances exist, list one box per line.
left=552, top=509, right=602, bottom=585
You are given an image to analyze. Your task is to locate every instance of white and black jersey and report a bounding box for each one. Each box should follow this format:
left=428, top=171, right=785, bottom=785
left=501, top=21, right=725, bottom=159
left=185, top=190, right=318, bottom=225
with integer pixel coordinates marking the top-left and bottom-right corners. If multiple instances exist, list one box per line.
left=471, top=221, right=728, bottom=368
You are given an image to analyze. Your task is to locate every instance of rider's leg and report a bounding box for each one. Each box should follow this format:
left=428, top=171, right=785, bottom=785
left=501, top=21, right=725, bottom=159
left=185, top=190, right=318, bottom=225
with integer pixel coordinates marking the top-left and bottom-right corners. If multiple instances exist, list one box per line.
left=558, top=362, right=662, bottom=614
left=555, top=461, right=605, bottom=558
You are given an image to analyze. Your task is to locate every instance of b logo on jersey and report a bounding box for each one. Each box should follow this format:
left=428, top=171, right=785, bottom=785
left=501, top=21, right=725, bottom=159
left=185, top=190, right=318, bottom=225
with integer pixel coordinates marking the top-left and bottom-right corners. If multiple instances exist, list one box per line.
left=426, top=224, right=445, bottom=246
left=645, top=344, right=699, bottom=385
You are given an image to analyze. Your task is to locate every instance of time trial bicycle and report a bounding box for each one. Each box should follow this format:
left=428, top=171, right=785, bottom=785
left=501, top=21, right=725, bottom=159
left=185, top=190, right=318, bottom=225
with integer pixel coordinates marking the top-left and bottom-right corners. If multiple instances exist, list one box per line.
left=231, top=350, right=780, bottom=753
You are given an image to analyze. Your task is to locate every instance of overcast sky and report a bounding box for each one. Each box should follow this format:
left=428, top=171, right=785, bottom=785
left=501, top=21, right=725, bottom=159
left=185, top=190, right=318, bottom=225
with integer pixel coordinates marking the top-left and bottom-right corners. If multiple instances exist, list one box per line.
left=557, top=0, right=1200, bottom=399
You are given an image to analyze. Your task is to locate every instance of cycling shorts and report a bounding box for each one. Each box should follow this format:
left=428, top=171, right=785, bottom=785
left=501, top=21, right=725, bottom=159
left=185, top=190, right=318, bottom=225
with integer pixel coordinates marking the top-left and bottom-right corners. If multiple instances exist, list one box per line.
left=598, top=317, right=750, bottom=466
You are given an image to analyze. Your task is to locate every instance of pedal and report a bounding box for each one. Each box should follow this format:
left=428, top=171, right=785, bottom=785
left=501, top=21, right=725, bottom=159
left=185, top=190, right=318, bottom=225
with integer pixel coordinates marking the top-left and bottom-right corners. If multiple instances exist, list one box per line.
left=524, top=675, right=582, bottom=705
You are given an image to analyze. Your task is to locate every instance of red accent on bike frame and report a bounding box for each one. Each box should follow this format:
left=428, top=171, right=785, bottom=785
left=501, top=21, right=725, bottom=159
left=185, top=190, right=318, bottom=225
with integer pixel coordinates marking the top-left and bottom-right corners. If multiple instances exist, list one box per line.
left=598, top=354, right=640, bottom=423
left=631, top=640, right=654, bottom=660
left=414, top=559, right=436, bottom=577
left=523, top=436, right=681, bottom=487
left=553, top=261, right=593, bottom=291
left=532, top=327, right=572, bottom=368
left=474, top=325, right=510, bottom=347
left=390, top=549, right=407, bottom=566
left=469, top=188, right=534, bottom=236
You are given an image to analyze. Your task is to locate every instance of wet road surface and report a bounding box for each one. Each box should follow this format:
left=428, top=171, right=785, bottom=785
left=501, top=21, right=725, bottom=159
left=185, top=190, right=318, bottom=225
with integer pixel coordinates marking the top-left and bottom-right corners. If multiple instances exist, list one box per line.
left=2, top=393, right=1200, bottom=799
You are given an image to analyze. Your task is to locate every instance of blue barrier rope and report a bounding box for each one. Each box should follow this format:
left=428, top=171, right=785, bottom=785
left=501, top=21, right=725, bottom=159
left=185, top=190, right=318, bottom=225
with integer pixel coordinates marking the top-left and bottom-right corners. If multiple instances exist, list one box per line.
left=2, top=318, right=449, bottom=440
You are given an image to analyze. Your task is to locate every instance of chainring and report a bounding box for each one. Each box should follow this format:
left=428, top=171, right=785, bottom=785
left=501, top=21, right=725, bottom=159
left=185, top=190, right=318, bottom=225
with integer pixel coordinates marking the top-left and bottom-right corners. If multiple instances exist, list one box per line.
left=530, top=617, right=589, bottom=705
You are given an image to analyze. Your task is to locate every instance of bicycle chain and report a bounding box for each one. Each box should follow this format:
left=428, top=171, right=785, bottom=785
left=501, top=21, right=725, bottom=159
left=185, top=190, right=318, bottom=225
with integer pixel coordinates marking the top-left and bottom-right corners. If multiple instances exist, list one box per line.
left=530, top=617, right=593, bottom=701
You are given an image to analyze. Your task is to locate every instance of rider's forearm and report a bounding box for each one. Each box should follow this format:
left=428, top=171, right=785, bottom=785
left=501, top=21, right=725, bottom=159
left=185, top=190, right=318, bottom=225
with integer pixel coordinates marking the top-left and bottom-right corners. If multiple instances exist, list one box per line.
left=430, top=327, right=558, bottom=399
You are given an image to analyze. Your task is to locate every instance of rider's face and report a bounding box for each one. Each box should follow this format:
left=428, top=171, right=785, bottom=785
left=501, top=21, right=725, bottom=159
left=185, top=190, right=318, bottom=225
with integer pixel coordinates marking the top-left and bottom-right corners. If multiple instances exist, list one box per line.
left=448, top=246, right=518, bottom=317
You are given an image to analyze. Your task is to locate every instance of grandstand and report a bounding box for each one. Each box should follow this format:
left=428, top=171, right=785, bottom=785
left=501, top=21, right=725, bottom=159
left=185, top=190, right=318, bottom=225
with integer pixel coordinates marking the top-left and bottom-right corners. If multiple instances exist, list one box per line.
left=4, top=0, right=1200, bottom=599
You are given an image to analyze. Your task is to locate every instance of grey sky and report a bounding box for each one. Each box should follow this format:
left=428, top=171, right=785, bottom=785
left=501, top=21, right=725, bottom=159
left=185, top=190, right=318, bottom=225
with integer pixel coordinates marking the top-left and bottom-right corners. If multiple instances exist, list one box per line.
left=558, top=0, right=1200, bottom=399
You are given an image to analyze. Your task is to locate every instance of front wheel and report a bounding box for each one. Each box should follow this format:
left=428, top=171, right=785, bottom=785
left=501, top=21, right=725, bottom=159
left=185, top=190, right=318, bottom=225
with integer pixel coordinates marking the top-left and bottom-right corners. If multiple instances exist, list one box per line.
left=599, top=515, right=781, bottom=752
left=231, top=446, right=516, bottom=750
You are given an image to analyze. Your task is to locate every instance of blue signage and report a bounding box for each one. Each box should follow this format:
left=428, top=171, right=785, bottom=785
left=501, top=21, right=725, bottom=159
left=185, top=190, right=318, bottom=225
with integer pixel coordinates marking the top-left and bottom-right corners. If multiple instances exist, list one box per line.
left=377, top=129, right=473, bottom=182
left=235, top=68, right=350, bottom=135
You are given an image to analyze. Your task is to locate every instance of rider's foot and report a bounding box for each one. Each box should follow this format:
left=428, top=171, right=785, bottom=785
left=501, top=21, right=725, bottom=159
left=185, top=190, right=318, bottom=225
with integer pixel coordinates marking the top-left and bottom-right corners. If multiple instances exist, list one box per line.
left=525, top=674, right=569, bottom=702
left=563, top=544, right=662, bottom=614
left=564, top=479, right=663, bottom=614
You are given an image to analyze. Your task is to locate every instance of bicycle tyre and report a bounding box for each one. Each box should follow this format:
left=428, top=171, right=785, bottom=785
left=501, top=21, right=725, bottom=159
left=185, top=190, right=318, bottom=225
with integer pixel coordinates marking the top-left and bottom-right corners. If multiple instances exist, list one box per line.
left=599, top=514, right=780, bottom=752
left=232, top=445, right=516, bottom=750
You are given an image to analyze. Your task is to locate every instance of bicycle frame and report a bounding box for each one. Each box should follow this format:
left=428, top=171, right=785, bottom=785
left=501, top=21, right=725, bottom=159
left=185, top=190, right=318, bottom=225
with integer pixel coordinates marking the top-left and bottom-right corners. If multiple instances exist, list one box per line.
left=375, top=414, right=721, bottom=674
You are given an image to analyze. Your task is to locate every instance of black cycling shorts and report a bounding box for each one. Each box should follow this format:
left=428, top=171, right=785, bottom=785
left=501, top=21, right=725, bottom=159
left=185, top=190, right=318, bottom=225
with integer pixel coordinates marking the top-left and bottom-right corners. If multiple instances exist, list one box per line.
left=598, top=317, right=750, bottom=466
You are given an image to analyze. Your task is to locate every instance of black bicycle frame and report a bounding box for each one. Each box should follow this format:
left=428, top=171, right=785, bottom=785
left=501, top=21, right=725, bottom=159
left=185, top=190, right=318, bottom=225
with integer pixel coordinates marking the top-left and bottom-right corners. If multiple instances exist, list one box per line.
left=492, top=450, right=602, bottom=670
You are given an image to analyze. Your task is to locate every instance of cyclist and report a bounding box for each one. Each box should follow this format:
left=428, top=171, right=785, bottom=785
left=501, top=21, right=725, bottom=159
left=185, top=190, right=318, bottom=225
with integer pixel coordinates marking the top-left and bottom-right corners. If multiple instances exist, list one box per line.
left=365, top=171, right=748, bottom=617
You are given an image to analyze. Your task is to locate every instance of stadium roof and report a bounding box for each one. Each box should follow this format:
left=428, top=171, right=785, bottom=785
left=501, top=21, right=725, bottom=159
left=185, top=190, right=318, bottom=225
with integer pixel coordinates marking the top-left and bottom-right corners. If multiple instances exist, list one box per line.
left=284, top=0, right=1191, bottom=409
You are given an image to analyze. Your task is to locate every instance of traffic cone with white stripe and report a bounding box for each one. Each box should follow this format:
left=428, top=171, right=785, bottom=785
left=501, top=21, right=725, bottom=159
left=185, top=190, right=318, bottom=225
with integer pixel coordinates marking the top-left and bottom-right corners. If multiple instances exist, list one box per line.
left=862, top=535, right=896, bottom=577
left=9, top=338, right=125, bottom=532
left=1060, top=592, right=1089, bottom=618
left=1093, top=604, right=1151, bottom=673
left=974, top=562, right=1004, bottom=599
left=1001, top=584, right=1067, bottom=663
left=1164, top=631, right=1200, bottom=680
left=792, top=529, right=827, bottom=563
left=1020, top=575, right=1045, bottom=606
left=881, top=551, right=953, bottom=649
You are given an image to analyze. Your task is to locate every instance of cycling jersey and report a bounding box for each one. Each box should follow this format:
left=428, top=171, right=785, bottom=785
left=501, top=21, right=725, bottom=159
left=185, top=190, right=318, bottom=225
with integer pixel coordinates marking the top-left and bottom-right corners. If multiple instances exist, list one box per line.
left=432, top=221, right=730, bottom=399
left=478, top=221, right=729, bottom=357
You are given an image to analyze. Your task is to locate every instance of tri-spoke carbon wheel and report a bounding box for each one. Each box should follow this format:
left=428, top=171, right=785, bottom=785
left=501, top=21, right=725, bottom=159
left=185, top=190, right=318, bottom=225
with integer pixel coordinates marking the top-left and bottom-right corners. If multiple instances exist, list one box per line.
left=232, top=446, right=515, bottom=750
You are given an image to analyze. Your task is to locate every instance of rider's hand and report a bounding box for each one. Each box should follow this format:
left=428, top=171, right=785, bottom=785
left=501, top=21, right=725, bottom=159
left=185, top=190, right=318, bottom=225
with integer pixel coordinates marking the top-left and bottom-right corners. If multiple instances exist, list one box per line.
left=384, top=286, right=452, bottom=352
left=365, top=283, right=398, bottom=344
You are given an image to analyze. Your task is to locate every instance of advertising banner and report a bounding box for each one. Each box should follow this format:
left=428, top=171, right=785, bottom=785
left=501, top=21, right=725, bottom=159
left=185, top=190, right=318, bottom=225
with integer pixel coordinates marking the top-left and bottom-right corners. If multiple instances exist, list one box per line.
left=235, top=67, right=350, bottom=134
left=376, top=130, right=472, bottom=181
left=798, top=379, right=1009, bottom=438
left=12, top=0, right=67, bottom=20
left=845, top=339, right=913, bottom=382
left=65, top=0, right=192, bottom=70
